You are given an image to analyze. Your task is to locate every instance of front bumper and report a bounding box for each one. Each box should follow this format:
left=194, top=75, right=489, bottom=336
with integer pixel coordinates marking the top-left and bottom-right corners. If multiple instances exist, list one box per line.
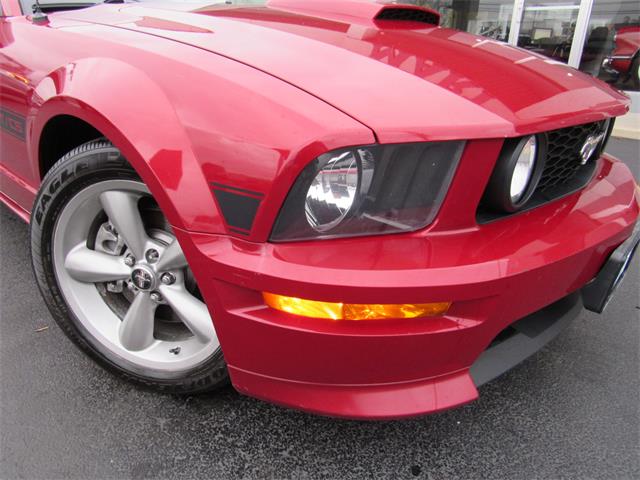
left=178, top=156, right=639, bottom=419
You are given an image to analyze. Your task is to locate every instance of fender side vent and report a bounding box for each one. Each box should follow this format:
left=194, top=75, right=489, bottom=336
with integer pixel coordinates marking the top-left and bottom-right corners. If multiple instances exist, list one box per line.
left=211, top=182, right=264, bottom=235
left=375, top=7, right=439, bottom=25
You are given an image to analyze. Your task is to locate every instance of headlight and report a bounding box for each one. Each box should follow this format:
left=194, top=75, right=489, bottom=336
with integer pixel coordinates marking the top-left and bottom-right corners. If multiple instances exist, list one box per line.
left=484, top=135, right=546, bottom=213
left=271, top=141, right=465, bottom=241
left=305, top=150, right=360, bottom=232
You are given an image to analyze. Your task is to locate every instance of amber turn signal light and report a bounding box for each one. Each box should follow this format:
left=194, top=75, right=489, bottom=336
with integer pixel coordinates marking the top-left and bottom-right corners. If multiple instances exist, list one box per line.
left=262, top=292, right=451, bottom=320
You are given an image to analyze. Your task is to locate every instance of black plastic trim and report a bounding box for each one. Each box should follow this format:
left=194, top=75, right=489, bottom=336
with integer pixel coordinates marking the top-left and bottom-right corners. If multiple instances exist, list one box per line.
left=582, top=221, right=640, bottom=313
left=212, top=186, right=262, bottom=232
left=375, top=7, right=439, bottom=25
left=471, top=292, right=582, bottom=387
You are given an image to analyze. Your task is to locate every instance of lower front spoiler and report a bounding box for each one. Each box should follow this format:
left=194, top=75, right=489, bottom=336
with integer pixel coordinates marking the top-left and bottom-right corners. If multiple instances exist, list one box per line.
left=231, top=292, right=583, bottom=420
left=471, top=292, right=582, bottom=387
left=582, top=221, right=640, bottom=314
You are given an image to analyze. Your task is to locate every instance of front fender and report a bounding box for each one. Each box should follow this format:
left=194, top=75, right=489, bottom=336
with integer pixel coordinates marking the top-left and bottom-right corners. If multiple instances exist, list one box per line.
left=31, top=57, right=221, bottom=233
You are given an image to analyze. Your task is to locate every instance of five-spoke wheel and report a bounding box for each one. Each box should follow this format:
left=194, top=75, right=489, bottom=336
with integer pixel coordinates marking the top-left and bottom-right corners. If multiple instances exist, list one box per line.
left=31, top=140, right=227, bottom=392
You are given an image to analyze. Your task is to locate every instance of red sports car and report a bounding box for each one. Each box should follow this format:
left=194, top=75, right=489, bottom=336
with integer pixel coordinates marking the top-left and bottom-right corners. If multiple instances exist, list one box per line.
left=1, top=0, right=639, bottom=419
left=603, top=25, right=640, bottom=90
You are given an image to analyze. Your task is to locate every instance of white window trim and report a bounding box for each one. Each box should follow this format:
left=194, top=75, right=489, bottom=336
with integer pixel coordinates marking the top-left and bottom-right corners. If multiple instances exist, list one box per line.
left=568, top=0, right=595, bottom=68
left=508, top=0, right=525, bottom=45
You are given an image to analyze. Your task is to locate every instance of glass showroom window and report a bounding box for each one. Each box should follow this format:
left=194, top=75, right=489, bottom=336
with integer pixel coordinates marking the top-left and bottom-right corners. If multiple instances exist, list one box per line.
left=517, top=0, right=582, bottom=63
left=578, top=0, right=639, bottom=91
left=401, top=0, right=639, bottom=94
left=400, top=0, right=515, bottom=42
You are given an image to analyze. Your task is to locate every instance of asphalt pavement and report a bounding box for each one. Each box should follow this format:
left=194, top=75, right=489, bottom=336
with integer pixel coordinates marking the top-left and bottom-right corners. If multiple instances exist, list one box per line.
left=1, top=138, right=639, bottom=480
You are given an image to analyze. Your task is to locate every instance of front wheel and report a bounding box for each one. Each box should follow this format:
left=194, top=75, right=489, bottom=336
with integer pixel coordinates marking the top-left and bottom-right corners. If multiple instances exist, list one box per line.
left=30, top=140, right=227, bottom=393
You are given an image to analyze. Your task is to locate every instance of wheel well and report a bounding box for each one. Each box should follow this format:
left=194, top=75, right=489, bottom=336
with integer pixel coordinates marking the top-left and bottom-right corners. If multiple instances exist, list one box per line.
left=39, top=115, right=104, bottom=178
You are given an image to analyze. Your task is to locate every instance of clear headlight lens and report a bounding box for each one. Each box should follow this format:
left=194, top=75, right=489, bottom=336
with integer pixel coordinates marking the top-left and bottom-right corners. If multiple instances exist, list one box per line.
left=305, top=151, right=359, bottom=232
left=510, top=136, right=537, bottom=202
left=271, top=141, right=465, bottom=241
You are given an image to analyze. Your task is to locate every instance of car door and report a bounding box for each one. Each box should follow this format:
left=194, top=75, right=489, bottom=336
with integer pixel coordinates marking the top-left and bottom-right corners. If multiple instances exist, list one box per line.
left=0, top=0, right=39, bottom=216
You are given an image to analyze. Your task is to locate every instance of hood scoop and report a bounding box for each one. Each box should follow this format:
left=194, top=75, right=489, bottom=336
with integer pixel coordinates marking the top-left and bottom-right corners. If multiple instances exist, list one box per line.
left=374, top=7, right=440, bottom=25
left=267, top=0, right=440, bottom=26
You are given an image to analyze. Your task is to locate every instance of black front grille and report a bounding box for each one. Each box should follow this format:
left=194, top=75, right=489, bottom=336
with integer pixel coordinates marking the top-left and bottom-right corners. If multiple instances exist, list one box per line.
left=477, top=120, right=611, bottom=222
left=375, top=8, right=439, bottom=25
left=537, top=121, right=606, bottom=192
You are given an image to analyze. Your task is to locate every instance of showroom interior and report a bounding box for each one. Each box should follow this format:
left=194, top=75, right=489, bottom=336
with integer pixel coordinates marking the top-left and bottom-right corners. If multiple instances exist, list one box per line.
left=404, top=0, right=640, bottom=138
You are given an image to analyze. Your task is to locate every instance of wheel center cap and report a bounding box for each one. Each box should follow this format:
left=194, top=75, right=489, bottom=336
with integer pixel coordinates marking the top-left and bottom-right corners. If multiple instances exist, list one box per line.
left=131, top=266, right=156, bottom=291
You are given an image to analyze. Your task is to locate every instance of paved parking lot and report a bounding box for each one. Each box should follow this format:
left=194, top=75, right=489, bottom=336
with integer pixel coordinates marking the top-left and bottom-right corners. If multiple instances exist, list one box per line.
left=1, top=139, right=638, bottom=479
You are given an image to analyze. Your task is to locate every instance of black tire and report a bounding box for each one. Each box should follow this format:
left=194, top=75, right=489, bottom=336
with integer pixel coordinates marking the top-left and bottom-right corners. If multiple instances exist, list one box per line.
left=631, top=56, right=639, bottom=90
left=30, top=139, right=228, bottom=394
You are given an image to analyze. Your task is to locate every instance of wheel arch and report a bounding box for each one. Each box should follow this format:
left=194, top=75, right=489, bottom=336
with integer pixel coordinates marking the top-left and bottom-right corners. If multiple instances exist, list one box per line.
left=38, top=114, right=104, bottom=179
left=31, top=58, right=226, bottom=234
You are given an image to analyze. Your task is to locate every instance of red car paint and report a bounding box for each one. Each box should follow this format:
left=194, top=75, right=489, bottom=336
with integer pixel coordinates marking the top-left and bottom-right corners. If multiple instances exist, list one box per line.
left=1, top=0, right=638, bottom=419
left=609, top=26, right=640, bottom=75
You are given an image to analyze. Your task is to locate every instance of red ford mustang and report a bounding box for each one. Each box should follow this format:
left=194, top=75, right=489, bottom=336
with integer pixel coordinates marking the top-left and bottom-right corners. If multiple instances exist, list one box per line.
left=602, top=25, right=640, bottom=90
left=1, top=0, right=639, bottom=419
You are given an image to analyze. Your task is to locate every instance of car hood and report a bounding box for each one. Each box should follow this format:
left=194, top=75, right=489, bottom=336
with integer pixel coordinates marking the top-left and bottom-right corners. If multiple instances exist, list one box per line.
left=64, top=1, right=630, bottom=143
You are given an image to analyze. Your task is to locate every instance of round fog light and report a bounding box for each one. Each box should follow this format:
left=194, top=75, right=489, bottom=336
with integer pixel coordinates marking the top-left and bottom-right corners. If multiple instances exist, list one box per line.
left=510, top=136, right=537, bottom=203
left=485, top=134, right=545, bottom=213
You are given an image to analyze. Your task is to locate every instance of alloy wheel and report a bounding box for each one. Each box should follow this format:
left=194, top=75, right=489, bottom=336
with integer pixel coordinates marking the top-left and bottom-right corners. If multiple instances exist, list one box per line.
left=52, top=180, right=219, bottom=377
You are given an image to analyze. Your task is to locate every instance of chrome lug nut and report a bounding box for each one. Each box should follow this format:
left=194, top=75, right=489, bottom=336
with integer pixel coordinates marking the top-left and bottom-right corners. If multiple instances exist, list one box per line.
left=150, top=292, right=163, bottom=303
left=160, top=272, right=176, bottom=285
left=146, top=249, right=160, bottom=264
left=124, top=254, right=136, bottom=267
left=106, top=281, right=123, bottom=293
